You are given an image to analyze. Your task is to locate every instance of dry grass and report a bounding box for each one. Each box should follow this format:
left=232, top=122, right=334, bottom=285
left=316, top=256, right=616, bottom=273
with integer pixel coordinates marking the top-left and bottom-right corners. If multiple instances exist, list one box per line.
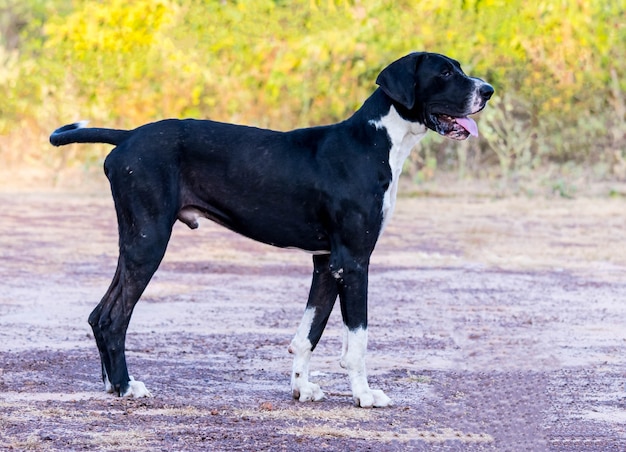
left=280, top=425, right=494, bottom=444
left=234, top=406, right=494, bottom=444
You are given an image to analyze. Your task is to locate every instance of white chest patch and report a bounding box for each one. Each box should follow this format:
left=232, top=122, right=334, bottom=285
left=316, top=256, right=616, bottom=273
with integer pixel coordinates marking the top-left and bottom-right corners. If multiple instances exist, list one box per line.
left=370, top=106, right=427, bottom=234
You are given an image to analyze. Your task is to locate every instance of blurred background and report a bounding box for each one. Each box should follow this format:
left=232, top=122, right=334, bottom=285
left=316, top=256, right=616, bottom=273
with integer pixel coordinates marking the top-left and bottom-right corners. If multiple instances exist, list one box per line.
left=0, top=0, right=624, bottom=195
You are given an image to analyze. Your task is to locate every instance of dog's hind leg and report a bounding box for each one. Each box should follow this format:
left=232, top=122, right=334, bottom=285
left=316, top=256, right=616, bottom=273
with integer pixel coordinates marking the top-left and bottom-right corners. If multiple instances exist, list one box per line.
left=89, top=238, right=168, bottom=397
left=89, top=149, right=178, bottom=397
left=289, top=254, right=338, bottom=402
left=89, top=264, right=122, bottom=393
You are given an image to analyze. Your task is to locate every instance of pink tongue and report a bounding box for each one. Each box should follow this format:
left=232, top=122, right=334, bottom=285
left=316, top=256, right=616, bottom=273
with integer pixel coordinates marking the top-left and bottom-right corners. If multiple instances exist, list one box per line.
left=455, top=117, right=478, bottom=137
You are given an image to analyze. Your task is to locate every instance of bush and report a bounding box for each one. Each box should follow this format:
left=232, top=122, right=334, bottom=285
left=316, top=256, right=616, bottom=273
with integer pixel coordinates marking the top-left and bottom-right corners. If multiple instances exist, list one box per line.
left=0, top=0, right=624, bottom=188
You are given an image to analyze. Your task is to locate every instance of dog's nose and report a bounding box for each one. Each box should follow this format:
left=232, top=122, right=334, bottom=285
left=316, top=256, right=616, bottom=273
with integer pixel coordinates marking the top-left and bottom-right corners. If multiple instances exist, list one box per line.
left=480, top=83, right=494, bottom=101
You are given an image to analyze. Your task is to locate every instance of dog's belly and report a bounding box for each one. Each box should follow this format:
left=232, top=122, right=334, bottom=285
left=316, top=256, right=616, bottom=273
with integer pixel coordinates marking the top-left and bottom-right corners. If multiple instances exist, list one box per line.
left=178, top=205, right=331, bottom=253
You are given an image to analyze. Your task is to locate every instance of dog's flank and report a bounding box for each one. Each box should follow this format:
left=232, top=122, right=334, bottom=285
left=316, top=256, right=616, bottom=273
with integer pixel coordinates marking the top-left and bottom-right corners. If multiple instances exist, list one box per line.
left=50, top=52, right=493, bottom=407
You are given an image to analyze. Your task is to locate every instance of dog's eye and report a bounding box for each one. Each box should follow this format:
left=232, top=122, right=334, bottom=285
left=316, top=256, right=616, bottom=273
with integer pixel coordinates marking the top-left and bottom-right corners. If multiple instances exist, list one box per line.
left=441, top=69, right=452, bottom=78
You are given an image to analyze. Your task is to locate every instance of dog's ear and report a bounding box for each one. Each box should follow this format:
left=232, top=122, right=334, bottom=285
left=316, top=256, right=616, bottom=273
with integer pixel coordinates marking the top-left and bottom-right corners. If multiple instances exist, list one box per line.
left=376, top=52, right=426, bottom=110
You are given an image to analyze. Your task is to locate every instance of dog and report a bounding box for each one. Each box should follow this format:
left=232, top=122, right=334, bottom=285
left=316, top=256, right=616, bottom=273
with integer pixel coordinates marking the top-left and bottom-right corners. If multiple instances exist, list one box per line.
left=50, top=52, right=493, bottom=407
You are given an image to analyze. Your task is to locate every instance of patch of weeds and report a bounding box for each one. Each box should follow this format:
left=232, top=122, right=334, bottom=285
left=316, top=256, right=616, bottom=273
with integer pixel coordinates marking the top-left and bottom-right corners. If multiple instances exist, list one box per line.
left=608, top=188, right=626, bottom=198
left=403, top=371, right=432, bottom=385
left=550, top=179, right=577, bottom=199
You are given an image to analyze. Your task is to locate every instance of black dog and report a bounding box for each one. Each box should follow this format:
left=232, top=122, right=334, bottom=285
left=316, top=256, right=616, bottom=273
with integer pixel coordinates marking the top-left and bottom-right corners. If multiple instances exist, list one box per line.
left=51, top=52, right=493, bottom=407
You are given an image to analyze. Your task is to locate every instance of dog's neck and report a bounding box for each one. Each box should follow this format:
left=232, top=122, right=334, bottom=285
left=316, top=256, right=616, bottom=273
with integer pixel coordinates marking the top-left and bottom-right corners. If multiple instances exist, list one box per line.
left=369, top=105, right=426, bottom=194
left=367, top=98, right=428, bottom=234
left=369, top=104, right=427, bottom=153
left=356, top=88, right=428, bottom=150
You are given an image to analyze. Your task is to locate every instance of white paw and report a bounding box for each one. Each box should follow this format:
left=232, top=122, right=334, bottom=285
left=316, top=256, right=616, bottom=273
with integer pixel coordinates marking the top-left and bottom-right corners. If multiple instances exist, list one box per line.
left=292, top=380, right=325, bottom=402
left=121, top=376, right=153, bottom=398
left=352, top=389, right=392, bottom=408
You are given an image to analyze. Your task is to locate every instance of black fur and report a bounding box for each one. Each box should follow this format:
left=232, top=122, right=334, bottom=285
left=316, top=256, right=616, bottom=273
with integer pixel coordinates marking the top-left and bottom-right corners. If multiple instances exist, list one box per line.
left=50, top=52, right=493, bottom=400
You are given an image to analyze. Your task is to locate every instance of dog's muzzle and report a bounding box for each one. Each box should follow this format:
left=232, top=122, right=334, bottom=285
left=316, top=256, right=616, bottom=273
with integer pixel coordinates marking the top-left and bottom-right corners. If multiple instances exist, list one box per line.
left=430, top=83, right=494, bottom=140
left=431, top=114, right=478, bottom=140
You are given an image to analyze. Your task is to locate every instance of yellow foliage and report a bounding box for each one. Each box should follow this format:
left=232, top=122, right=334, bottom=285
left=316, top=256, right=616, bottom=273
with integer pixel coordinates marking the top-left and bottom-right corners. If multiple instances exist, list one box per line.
left=45, top=0, right=172, bottom=56
left=0, top=0, right=624, bottom=182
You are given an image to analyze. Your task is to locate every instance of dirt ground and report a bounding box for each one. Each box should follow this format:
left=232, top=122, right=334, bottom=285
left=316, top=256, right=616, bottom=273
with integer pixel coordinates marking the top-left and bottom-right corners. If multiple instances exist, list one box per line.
left=1, top=190, right=625, bottom=451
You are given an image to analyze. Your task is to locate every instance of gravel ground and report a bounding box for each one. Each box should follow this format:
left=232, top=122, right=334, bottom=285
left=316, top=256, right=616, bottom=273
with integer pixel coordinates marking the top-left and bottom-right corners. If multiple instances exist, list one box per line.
left=1, top=192, right=625, bottom=450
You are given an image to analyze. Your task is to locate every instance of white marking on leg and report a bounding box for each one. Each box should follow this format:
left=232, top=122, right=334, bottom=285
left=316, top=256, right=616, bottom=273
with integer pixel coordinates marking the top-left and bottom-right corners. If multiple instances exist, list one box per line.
left=343, top=327, right=392, bottom=408
left=122, top=376, right=153, bottom=398
left=340, top=324, right=349, bottom=369
left=102, top=362, right=151, bottom=398
left=103, top=367, right=114, bottom=393
left=370, top=106, right=427, bottom=234
left=288, top=307, right=324, bottom=402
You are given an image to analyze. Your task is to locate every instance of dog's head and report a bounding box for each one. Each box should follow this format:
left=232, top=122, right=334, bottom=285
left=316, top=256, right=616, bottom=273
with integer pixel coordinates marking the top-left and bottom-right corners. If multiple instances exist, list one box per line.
left=376, top=52, right=494, bottom=140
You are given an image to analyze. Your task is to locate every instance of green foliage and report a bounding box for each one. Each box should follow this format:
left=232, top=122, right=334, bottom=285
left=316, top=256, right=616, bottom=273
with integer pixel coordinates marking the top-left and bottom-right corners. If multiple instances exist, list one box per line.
left=0, top=0, right=624, bottom=186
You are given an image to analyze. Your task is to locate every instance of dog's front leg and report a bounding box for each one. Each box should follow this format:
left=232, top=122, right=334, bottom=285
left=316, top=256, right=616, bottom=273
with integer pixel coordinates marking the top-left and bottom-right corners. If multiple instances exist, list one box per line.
left=289, top=309, right=325, bottom=402
left=289, top=254, right=338, bottom=402
left=335, top=255, right=392, bottom=408
left=340, top=326, right=392, bottom=408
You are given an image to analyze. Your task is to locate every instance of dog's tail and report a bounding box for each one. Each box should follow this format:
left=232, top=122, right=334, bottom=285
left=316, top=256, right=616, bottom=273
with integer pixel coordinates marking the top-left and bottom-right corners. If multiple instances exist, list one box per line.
left=50, top=121, right=132, bottom=147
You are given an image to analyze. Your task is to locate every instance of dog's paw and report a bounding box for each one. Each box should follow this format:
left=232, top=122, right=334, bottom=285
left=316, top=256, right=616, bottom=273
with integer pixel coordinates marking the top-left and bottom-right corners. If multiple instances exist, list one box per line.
left=292, top=381, right=325, bottom=402
left=352, top=388, right=392, bottom=408
left=121, top=376, right=153, bottom=398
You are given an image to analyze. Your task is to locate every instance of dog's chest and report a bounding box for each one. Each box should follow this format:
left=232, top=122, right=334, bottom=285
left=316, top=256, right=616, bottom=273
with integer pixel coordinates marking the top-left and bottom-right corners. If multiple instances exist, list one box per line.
left=370, top=107, right=427, bottom=234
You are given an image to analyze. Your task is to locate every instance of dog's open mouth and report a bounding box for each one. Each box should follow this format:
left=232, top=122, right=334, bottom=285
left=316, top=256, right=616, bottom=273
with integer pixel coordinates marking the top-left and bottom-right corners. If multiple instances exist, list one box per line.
left=432, top=114, right=479, bottom=140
